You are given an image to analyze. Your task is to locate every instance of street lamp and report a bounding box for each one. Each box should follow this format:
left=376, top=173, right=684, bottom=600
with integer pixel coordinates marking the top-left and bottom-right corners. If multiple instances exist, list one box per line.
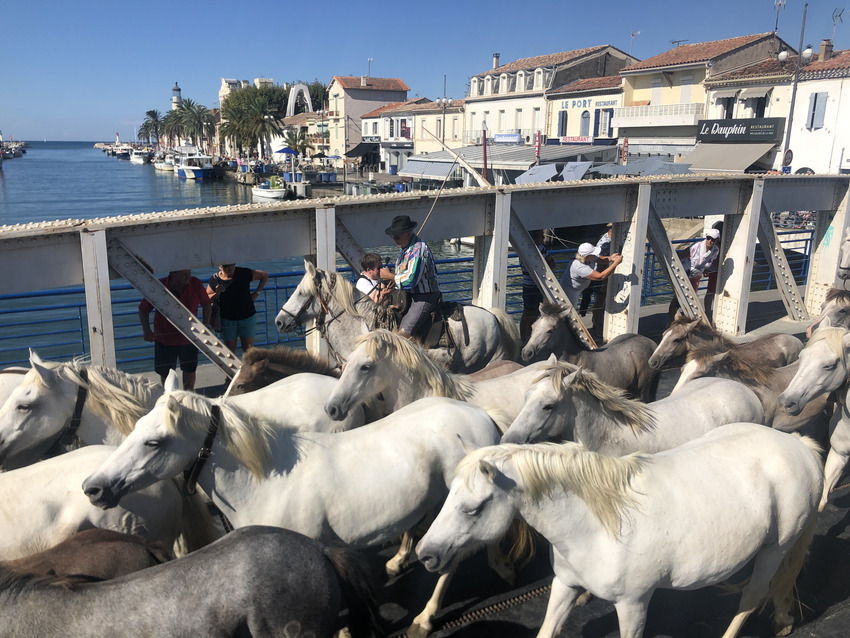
left=436, top=97, right=452, bottom=145
left=781, top=3, right=812, bottom=167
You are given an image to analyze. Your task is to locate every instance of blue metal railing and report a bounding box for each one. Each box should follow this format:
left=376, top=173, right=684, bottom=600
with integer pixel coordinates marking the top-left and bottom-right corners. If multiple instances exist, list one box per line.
left=0, top=229, right=815, bottom=371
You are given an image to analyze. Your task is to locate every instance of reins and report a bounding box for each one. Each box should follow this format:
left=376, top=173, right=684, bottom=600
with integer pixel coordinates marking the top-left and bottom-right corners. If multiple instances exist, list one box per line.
left=183, top=403, right=221, bottom=495
left=59, top=368, right=89, bottom=447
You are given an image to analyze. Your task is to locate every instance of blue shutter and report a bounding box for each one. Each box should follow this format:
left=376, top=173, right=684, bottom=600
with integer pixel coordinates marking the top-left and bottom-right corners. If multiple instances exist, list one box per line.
left=593, top=110, right=600, bottom=137
left=806, top=93, right=817, bottom=129
left=813, top=92, right=827, bottom=129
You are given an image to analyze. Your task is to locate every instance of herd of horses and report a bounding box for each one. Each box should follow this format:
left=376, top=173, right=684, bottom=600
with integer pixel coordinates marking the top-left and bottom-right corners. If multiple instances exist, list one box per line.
left=4, top=235, right=850, bottom=637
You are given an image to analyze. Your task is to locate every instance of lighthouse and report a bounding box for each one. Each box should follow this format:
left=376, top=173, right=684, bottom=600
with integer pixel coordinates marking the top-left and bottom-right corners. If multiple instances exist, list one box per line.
left=171, top=82, right=183, bottom=111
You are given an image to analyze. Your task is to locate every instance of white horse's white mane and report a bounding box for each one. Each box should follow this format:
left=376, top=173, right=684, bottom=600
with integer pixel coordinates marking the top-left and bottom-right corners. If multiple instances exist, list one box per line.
left=458, top=442, right=647, bottom=537
left=358, top=329, right=474, bottom=400
left=807, top=324, right=850, bottom=356
left=299, top=268, right=368, bottom=319
left=159, top=391, right=277, bottom=480
left=539, top=363, right=655, bottom=435
left=33, top=361, right=161, bottom=436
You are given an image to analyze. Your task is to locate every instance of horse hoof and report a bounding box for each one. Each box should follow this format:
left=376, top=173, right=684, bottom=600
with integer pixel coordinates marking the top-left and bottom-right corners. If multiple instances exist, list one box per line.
left=576, top=591, right=593, bottom=607
left=385, top=559, right=407, bottom=577
left=406, top=622, right=431, bottom=638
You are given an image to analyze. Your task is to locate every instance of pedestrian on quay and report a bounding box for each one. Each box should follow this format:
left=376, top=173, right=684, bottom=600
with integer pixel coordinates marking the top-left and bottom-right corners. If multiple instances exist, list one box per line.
left=579, top=223, right=613, bottom=325
left=559, top=242, right=622, bottom=339
left=667, top=227, right=720, bottom=323
left=139, top=269, right=211, bottom=391
left=206, top=263, right=268, bottom=353
left=379, top=215, right=440, bottom=341
left=520, top=230, right=557, bottom=341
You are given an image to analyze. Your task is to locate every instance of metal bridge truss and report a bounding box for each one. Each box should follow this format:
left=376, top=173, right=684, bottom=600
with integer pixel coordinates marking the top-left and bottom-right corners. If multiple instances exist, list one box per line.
left=1, top=174, right=847, bottom=375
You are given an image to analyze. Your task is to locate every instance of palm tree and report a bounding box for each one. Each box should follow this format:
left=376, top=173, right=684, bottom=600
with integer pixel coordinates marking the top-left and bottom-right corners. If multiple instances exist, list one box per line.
left=244, top=95, right=282, bottom=159
left=161, top=110, right=182, bottom=148
left=177, top=99, right=215, bottom=153
left=282, top=128, right=314, bottom=157
left=140, top=110, right=163, bottom=145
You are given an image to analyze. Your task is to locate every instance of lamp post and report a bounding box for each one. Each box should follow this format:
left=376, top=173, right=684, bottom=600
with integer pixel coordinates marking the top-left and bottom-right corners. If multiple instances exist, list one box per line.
left=436, top=97, right=451, bottom=145
left=781, top=2, right=812, bottom=166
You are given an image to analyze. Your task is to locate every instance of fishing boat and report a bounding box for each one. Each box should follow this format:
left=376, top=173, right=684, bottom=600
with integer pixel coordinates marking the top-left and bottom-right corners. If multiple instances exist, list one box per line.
left=130, top=148, right=152, bottom=164
left=252, top=176, right=291, bottom=200
left=174, top=145, right=213, bottom=180
left=153, top=152, right=175, bottom=171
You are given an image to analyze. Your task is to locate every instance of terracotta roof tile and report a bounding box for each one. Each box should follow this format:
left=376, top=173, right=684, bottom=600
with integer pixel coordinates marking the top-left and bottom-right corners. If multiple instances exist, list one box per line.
left=707, top=57, right=794, bottom=82
left=331, top=76, right=410, bottom=91
left=478, top=45, right=610, bottom=76
left=361, top=98, right=434, bottom=118
left=549, top=76, right=623, bottom=94
left=802, top=49, right=850, bottom=78
left=623, top=33, right=772, bottom=71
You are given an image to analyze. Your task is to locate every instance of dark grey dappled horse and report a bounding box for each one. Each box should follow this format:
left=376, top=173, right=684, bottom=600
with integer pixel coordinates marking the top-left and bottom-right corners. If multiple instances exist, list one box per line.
left=0, top=526, right=380, bottom=638
left=521, top=301, right=659, bottom=401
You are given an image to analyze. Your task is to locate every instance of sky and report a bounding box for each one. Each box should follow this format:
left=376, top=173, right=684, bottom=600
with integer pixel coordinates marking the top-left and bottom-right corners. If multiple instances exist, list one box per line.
left=2, top=0, right=848, bottom=141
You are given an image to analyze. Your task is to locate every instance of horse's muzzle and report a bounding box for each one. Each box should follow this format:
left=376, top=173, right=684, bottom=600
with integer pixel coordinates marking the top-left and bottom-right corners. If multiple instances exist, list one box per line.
left=82, top=478, right=123, bottom=510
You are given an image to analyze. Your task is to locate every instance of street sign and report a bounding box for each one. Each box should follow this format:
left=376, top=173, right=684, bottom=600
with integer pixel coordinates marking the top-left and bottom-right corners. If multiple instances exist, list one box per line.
left=783, top=148, right=793, bottom=167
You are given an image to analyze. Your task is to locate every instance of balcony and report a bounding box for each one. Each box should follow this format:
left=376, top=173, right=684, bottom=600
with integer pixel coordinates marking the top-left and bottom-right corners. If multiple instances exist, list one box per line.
left=613, top=102, right=705, bottom=128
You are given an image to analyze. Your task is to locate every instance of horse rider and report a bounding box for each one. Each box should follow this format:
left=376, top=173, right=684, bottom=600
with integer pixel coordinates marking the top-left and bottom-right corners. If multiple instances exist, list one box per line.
left=379, top=215, right=440, bottom=340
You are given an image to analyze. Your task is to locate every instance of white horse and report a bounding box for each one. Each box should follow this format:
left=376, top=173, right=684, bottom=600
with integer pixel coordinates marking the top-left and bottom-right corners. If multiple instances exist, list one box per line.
left=0, top=352, right=164, bottom=470
left=324, top=329, right=554, bottom=422
left=417, top=424, right=824, bottom=638
left=82, top=395, right=509, bottom=637
left=274, top=260, right=520, bottom=373
left=0, top=445, right=182, bottom=561
left=778, top=326, right=850, bottom=510
left=501, top=362, right=765, bottom=453
left=0, top=352, right=365, bottom=471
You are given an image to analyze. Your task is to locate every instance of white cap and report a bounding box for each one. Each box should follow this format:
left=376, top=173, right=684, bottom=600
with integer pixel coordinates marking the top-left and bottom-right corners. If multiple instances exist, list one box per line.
left=706, top=228, right=720, bottom=239
left=577, top=242, right=602, bottom=257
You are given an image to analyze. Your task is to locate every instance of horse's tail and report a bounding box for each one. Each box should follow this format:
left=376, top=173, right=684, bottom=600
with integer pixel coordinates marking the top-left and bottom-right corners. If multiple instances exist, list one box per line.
left=323, top=544, right=387, bottom=637
left=489, top=307, right=521, bottom=362
left=761, top=513, right=818, bottom=634
left=171, top=476, right=224, bottom=557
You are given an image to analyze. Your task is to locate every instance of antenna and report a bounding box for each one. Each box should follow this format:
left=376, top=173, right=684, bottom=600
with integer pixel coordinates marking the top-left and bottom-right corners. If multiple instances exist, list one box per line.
left=670, top=39, right=689, bottom=47
left=774, top=0, right=786, bottom=32
left=834, top=8, right=844, bottom=41
left=630, top=30, right=641, bottom=56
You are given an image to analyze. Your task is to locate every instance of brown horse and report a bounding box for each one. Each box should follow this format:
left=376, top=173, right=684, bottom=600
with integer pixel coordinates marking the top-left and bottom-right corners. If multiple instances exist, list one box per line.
left=649, top=309, right=803, bottom=370
left=3, top=529, right=171, bottom=585
left=229, top=346, right=339, bottom=395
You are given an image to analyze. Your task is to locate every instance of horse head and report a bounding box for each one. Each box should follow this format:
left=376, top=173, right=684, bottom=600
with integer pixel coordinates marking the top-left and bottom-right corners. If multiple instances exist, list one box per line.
left=501, top=361, right=578, bottom=444
left=275, top=260, right=322, bottom=333
left=649, top=310, right=700, bottom=370
left=780, top=326, right=850, bottom=415
left=521, top=302, right=574, bottom=362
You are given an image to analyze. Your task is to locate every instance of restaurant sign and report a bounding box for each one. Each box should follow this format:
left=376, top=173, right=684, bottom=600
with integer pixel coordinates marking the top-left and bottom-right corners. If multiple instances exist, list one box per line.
left=696, top=118, right=784, bottom=143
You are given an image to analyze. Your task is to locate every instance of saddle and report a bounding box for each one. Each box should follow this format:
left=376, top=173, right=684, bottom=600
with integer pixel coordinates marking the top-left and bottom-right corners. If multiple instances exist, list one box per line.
left=371, top=294, right=467, bottom=351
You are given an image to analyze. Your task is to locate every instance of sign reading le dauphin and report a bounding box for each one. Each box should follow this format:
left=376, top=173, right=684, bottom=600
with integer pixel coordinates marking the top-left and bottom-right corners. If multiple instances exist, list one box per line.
left=696, top=118, right=785, bottom=143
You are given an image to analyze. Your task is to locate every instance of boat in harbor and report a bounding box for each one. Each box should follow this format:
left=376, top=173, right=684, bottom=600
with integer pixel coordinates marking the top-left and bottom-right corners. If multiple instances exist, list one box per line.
left=130, top=148, right=152, bottom=164
left=252, top=176, right=292, bottom=200
left=174, top=145, right=213, bottom=180
left=114, top=144, right=132, bottom=160
left=153, top=152, right=175, bottom=171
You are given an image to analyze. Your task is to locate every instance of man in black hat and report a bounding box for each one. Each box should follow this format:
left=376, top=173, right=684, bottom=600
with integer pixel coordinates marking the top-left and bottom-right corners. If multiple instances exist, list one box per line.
left=379, top=215, right=440, bottom=340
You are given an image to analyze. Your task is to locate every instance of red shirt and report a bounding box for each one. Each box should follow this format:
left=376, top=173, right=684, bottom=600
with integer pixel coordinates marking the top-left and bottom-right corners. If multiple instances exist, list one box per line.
left=139, top=276, right=210, bottom=346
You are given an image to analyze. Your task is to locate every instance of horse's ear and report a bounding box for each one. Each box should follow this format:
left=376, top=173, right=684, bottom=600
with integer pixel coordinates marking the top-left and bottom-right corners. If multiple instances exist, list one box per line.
left=255, top=358, right=269, bottom=372
left=479, top=459, right=498, bottom=482
left=165, top=394, right=180, bottom=415
left=674, top=308, right=687, bottom=321
left=841, top=330, right=850, bottom=350
left=709, top=351, right=730, bottom=364
left=304, top=259, right=316, bottom=276
left=546, top=353, right=558, bottom=365
left=163, top=369, right=181, bottom=393
left=30, top=350, right=58, bottom=386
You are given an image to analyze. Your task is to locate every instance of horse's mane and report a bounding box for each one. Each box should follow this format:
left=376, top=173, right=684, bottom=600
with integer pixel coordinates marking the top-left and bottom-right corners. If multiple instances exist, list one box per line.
left=669, top=313, right=733, bottom=349
left=33, top=360, right=161, bottom=436
left=458, top=443, right=647, bottom=537
left=358, top=330, right=474, bottom=401
left=160, top=391, right=277, bottom=480
left=538, top=301, right=591, bottom=351
left=0, top=564, right=86, bottom=594
left=807, top=325, right=850, bottom=356
left=824, top=287, right=850, bottom=305
left=242, top=346, right=339, bottom=378
left=541, top=362, right=655, bottom=435
left=692, top=346, right=774, bottom=387
left=299, top=269, right=369, bottom=319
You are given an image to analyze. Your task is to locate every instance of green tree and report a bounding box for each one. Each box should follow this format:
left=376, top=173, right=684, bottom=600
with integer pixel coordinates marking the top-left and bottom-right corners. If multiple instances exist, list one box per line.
left=220, top=84, right=288, bottom=157
left=178, top=98, right=215, bottom=152
left=282, top=128, right=314, bottom=157
left=138, top=109, right=163, bottom=145
left=161, top=110, right=182, bottom=148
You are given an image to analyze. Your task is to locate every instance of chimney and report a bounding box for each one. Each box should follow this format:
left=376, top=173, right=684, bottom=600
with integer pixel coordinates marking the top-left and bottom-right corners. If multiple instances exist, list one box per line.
left=361, top=75, right=367, bottom=87
left=820, top=39, right=834, bottom=62
left=493, top=53, right=500, bottom=69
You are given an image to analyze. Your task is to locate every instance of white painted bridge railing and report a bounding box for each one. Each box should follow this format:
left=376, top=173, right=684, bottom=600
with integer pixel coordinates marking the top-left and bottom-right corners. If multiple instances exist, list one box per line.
left=0, top=173, right=847, bottom=375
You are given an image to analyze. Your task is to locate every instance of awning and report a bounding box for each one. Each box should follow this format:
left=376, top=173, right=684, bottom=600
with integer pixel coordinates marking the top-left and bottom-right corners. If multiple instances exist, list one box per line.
left=685, top=142, right=776, bottom=173
left=399, top=160, right=455, bottom=179
left=345, top=142, right=379, bottom=158
left=712, top=89, right=739, bottom=99
left=738, top=87, right=771, bottom=99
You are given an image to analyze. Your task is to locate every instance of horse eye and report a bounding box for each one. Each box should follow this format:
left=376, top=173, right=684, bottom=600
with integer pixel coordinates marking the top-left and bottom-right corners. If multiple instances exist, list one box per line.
left=546, top=329, right=554, bottom=335
left=360, top=364, right=372, bottom=372
left=16, top=403, right=32, bottom=412
left=144, top=439, right=161, bottom=448
left=826, top=362, right=838, bottom=371
left=542, top=404, right=554, bottom=411
left=462, top=504, right=482, bottom=516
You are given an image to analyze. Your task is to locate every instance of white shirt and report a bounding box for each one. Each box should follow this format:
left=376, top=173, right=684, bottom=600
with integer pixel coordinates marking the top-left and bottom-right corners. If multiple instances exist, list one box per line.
left=356, top=275, right=380, bottom=297
left=559, top=260, right=596, bottom=305
left=682, top=240, right=718, bottom=278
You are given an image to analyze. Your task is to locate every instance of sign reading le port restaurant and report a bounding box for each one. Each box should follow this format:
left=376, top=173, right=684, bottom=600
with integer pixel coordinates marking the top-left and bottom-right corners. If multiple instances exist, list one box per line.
left=696, top=118, right=785, bottom=143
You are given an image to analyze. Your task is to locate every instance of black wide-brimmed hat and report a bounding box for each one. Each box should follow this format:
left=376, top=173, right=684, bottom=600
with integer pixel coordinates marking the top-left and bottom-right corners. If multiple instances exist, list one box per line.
left=385, top=215, right=418, bottom=236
